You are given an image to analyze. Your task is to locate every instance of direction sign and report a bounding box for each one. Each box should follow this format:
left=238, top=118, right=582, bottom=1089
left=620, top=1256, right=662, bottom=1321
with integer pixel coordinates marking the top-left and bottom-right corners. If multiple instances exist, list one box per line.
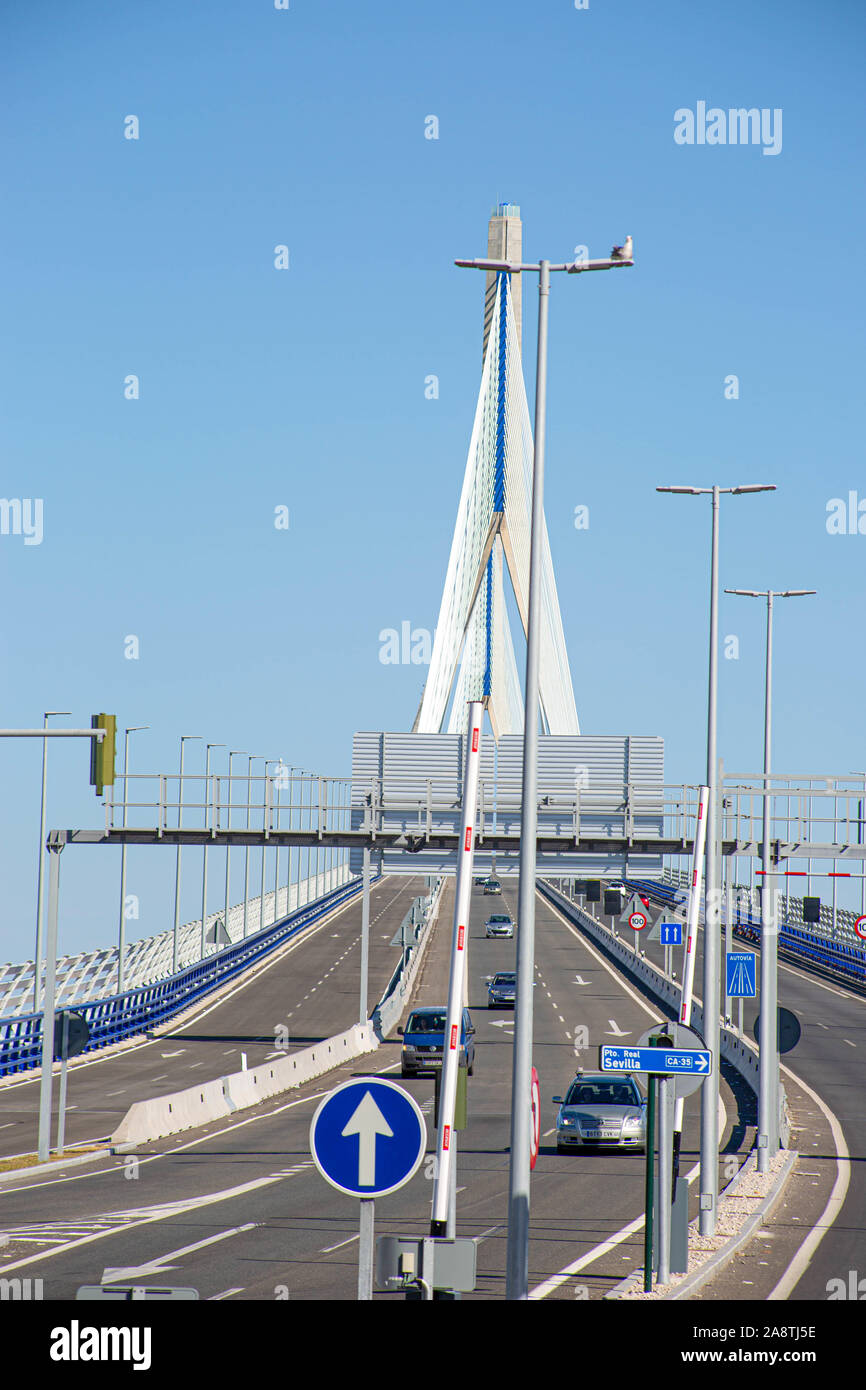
left=310, top=1078, right=427, bottom=1198
left=636, top=1022, right=708, bottom=1098
left=854, top=915, right=866, bottom=942
left=726, top=951, right=757, bottom=998
left=599, top=1045, right=711, bottom=1077
left=660, top=921, right=682, bottom=946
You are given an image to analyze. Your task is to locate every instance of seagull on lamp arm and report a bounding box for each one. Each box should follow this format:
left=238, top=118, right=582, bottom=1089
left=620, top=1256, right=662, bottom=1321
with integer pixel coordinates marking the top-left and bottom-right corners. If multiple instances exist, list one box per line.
left=611, top=235, right=633, bottom=261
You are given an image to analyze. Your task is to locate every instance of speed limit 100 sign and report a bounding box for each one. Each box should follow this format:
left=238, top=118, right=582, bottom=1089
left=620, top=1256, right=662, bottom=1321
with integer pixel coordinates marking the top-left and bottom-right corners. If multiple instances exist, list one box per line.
left=629, top=911, right=648, bottom=931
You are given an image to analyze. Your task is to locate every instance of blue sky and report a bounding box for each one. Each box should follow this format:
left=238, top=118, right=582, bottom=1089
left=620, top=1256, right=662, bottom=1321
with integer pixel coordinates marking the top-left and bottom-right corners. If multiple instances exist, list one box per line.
left=1, top=0, right=865, bottom=961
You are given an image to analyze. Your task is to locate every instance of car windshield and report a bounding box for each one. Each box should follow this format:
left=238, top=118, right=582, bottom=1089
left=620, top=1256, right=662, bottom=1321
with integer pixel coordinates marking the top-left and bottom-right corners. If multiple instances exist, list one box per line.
left=489, top=915, right=510, bottom=923
left=492, top=974, right=515, bottom=986
left=565, top=1081, right=640, bottom=1107
left=486, top=880, right=500, bottom=888
left=407, top=1012, right=446, bottom=1033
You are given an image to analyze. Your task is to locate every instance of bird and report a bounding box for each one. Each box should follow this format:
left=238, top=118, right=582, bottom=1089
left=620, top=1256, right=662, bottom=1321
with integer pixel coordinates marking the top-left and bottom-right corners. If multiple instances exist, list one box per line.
left=611, top=235, right=633, bottom=260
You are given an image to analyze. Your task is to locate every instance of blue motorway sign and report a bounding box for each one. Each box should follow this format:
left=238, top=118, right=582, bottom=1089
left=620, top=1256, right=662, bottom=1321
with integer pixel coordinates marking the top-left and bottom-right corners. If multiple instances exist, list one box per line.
left=660, top=921, right=682, bottom=946
left=310, top=1077, right=427, bottom=1199
left=726, top=951, right=757, bottom=998
left=599, top=1045, right=711, bottom=1077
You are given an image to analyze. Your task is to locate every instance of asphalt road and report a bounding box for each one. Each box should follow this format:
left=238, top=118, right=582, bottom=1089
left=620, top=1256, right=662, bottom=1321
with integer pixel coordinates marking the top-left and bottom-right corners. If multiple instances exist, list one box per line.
left=0, top=880, right=747, bottom=1301
left=577, top=887, right=865, bottom=1301
left=0, top=876, right=422, bottom=1160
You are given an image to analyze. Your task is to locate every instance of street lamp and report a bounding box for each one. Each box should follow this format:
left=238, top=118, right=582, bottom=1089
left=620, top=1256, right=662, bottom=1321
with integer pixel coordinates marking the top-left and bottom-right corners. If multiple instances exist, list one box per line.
left=33, top=711, right=70, bottom=1013
left=200, top=743, right=225, bottom=960
left=459, top=241, right=633, bottom=1301
left=243, top=755, right=262, bottom=939
left=171, top=736, right=202, bottom=976
left=725, top=586, right=816, bottom=1172
left=657, top=483, right=776, bottom=1234
left=224, top=752, right=246, bottom=945
left=118, top=726, right=149, bottom=993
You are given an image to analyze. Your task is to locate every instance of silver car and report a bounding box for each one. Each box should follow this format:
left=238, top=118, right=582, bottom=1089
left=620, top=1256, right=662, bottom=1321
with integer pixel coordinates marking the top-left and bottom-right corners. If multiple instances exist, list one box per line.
left=552, top=1071, right=647, bottom=1153
left=485, top=913, right=514, bottom=938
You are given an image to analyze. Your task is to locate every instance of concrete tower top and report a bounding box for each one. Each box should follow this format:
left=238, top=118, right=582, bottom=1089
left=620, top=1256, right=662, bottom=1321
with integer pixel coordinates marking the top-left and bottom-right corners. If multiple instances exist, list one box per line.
left=483, top=203, right=522, bottom=361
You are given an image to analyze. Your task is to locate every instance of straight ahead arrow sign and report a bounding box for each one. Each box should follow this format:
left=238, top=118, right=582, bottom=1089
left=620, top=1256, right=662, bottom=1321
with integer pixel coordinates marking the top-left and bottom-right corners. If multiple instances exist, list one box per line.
left=341, top=1090, right=394, bottom=1187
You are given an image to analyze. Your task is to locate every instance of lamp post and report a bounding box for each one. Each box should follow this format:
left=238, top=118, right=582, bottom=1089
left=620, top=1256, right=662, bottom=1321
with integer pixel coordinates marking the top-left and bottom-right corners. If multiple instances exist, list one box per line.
left=33, top=711, right=70, bottom=1013
left=118, top=726, right=149, bottom=992
left=171, top=736, right=201, bottom=976
left=200, top=743, right=225, bottom=960
left=223, top=752, right=246, bottom=944
left=458, top=240, right=633, bottom=1300
left=725, top=586, right=816, bottom=1171
left=657, top=483, right=776, bottom=1233
left=243, top=755, right=260, bottom=939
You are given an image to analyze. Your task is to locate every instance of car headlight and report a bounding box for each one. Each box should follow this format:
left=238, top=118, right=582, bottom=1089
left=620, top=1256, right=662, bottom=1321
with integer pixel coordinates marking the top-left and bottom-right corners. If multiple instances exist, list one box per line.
left=623, top=1115, right=643, bottom=1130
left=559, top=1116, right=575, bottom=1128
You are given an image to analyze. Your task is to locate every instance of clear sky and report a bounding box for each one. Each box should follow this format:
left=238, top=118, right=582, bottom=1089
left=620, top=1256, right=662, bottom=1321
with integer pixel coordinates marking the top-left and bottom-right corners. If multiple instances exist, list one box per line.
left=2, top=0, right=865, bottom=962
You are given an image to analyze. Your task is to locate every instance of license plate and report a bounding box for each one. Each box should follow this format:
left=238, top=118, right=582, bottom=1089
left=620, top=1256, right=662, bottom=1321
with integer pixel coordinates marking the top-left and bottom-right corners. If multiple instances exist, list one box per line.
left=585, top=1130, right=617, bottom=1139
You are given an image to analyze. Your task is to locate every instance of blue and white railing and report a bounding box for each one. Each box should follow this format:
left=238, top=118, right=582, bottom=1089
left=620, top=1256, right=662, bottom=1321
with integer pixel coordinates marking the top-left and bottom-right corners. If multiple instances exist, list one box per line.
left=0, top=874, right=365, bottom=1078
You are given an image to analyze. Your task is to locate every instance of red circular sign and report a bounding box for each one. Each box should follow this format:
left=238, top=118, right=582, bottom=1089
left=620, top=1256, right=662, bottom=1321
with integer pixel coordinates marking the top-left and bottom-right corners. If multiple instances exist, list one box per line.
left=529, top=1067, right=540, bottom=1171
left=629, top=911, right=648, bottom=931
left=854, top=915, right=866, bottom=941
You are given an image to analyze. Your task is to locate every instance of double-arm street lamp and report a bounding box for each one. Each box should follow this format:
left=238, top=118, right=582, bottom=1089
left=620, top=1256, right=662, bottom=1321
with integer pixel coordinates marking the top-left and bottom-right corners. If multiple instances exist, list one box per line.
left=657, top=483, right=776, bottom=1234
left=458, top=242, right=634, bottom=1301
left=725, top=586, right=816, bottom=1171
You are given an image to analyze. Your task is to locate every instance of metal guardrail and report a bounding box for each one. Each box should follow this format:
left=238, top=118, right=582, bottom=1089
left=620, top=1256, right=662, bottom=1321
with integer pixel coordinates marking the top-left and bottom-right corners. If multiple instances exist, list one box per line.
left=624, top=876, right=866, bottom=988
left=0, top=875, right=366, bottom=1078
left=371, top=879, right=444, bottom=1038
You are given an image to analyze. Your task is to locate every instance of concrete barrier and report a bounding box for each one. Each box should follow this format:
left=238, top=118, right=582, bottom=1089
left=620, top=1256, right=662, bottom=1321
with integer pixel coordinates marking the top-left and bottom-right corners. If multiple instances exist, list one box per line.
left=112, top=1021, right=378, bottom=1146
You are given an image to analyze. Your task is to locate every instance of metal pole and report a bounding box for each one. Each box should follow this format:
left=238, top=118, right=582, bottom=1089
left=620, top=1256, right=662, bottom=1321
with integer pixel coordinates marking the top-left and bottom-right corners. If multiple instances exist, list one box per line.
left=758, top=593, right=778, bottom=1171
left=657, top=1076, right=673, bottom=1282
left=244, top=756, right=253, bottom=938
left=260, top=760, right=268, bottom=924
left=432, top=700, right=483, bottom=1235
left=507, top=261, right=549, bottom=1300
left=358, top=1199, right=375, bottom=1301
left=56, top=1010, right=70, bottom=1154
left=359, top=846, right=371, bottom=1025
left=274, top=770, right=281, bottom=916
left=643, top=1074, right=656, bottom=1291
left=200, top=743, right=224, bottom=960
left=119, top=732, right=131, bottom=992
left=700, top=485, right=721, bottom=1235
left=171, top=737, right=196, bottom=977
left=37, top=843, right=62, bottom=1162
left=724, top=879, right=732, bottom=1024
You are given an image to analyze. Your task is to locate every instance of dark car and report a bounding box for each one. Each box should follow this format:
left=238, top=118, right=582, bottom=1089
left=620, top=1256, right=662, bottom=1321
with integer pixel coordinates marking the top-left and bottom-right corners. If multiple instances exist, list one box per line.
left=398, top=1006, right=475, bottom=1077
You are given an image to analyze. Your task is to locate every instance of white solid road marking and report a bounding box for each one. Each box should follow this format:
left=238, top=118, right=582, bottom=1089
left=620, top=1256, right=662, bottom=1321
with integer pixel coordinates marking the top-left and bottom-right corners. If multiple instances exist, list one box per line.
left=768, top=1064, right=850, bottom=1300
left=102, top=1222, right=258, bottom=1284
left=210, top=1287, right=244, bottom=1300
left=843, top=1039, right=856, bottom=1047
left=321, top=1233, right=360, bottom=1254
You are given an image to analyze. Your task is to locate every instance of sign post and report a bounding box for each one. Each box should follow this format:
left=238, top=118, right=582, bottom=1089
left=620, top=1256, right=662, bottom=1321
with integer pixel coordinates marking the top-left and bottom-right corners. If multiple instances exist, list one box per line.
left=432, top=701, right=482, bottom=1238
left=310, top=1077, right=427, bottom=1301
left=54, top=1010, right=90, bottom=1154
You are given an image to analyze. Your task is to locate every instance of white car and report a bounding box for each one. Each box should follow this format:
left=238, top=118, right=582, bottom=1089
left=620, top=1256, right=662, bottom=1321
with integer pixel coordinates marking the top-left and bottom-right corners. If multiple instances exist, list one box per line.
left=485, top=913, right=514, bottom=938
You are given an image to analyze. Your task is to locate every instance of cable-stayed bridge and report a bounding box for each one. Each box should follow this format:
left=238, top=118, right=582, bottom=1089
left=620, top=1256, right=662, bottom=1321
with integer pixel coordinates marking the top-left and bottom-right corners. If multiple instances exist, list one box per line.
left=1, top=206, right=864, bottom=1308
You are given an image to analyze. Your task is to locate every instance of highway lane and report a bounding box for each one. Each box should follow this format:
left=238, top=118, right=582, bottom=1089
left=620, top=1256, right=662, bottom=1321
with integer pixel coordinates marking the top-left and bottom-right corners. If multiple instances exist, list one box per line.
left=582, top=884, right=864, bottom=1301
left=0, top=876, right=422, bottom=1159
left=0, top=880, right=748, bottom=1300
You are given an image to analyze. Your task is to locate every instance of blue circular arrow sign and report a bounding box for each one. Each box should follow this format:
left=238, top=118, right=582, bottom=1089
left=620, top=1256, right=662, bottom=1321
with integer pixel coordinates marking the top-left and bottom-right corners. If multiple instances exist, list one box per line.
left=310, top=1077, right=427, bottom=1199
